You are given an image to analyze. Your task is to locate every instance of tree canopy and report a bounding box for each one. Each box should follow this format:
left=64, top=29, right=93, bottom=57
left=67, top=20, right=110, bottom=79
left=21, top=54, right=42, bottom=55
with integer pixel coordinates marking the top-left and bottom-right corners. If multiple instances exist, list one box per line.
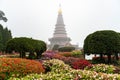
left=83, top=30, right=120, bottom=63
left=0, top=10, right=7, bottom=22
left=6, top=37, right=47, bottom=58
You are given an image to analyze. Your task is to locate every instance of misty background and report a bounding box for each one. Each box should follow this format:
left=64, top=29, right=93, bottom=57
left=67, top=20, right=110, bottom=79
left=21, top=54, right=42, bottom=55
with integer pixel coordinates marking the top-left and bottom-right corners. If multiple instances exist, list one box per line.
left=0, top=0, right=120, bottom=47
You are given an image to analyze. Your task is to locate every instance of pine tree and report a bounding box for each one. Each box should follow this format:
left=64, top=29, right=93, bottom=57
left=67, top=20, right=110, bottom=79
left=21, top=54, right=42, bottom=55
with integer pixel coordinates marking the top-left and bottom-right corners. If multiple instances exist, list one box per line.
left=0, top=25, right=12, bottom=51
left=0, top=10, right=12, bottom=51
left=0, top=25, right=3, bottom=51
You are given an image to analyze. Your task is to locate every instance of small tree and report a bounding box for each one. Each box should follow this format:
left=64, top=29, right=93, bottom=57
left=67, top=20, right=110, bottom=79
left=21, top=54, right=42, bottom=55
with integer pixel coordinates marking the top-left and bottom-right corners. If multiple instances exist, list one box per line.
left=6, top=37, right=46, bottom=58
left=84, top=30, right=120, bottom=63
left=33, top=40, right=47, bottom=59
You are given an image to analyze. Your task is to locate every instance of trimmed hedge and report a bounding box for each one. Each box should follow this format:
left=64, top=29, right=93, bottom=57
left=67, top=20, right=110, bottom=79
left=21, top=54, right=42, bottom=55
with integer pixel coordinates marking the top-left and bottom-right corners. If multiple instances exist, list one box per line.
left=58, top=46, right=75, bottom=52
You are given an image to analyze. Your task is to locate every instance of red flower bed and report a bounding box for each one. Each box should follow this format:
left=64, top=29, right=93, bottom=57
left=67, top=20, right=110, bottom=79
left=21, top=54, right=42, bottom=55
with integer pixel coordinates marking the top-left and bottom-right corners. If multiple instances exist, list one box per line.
left=0, top=58, right=45, bottom=79
left=72, top=59, right=91, bottom=69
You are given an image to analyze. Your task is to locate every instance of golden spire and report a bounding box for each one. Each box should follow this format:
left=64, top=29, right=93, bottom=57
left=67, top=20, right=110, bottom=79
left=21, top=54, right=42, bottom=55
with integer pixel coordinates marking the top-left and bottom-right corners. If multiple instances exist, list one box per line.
left=58, top=4, right=62, bottom=14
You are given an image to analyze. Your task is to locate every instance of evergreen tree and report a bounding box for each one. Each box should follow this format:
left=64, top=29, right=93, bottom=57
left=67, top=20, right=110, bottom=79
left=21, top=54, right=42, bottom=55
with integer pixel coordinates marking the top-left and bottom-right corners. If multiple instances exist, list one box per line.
left=0, top=11, right=12, bottom=51
left=0, top=25, right=3, bottom=51
left=0, top=25, right=12, bottom=51
left=2, top=27, right=12, bottom=45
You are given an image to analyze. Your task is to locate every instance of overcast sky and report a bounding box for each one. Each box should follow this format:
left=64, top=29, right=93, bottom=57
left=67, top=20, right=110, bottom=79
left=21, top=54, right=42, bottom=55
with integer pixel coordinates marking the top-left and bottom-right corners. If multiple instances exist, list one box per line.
left=0, top=0, right=120, bottom=47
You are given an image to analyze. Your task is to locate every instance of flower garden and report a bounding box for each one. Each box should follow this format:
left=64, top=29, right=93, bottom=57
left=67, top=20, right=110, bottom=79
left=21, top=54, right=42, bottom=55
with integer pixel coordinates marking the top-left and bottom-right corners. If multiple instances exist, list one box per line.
left=0, top=51, right=120, bottom=80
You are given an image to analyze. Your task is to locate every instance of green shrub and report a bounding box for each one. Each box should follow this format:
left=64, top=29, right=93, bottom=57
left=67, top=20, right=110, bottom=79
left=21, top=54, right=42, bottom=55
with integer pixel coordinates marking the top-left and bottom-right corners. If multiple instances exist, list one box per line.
left=58, top=46, right=75, bottom=52
left=71, top=50, right=83, bottom=57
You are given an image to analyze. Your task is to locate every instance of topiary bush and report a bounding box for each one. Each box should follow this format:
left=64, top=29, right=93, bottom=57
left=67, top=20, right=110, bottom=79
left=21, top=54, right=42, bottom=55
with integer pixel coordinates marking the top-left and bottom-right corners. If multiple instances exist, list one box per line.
left=83, top=30, right=120, bottom=63
left=0, top=58, right=45, bottom=79
left=6, top=37, right=47, bottom=58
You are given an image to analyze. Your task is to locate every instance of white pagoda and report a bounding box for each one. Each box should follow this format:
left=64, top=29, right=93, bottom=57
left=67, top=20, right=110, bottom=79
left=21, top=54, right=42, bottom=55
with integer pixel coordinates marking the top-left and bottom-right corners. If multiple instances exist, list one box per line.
left=48, top=7, right=78, bottom=50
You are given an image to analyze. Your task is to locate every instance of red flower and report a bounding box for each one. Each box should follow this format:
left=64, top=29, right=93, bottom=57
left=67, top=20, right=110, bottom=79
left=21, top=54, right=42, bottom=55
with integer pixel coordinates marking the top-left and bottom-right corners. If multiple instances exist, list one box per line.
left=72, top=59, right=91, bottom=69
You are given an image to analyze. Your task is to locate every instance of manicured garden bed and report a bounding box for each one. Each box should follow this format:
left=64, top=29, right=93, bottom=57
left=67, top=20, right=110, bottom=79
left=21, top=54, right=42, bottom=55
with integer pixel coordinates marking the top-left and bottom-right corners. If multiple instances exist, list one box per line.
left=0, top=52, right=120, bottom=80
left=8, top=59, right=120, bottom=80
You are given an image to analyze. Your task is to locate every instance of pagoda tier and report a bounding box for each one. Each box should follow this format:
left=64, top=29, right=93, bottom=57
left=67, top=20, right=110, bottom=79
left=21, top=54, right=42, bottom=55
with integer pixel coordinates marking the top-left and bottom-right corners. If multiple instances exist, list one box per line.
left=53, top=8, right=67, bottom=38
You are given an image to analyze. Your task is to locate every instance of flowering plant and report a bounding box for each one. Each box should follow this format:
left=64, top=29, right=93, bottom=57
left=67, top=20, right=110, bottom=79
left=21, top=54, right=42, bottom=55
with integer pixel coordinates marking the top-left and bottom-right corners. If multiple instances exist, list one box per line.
left=8, top=59, right=120, bottom=80
left=85, top=64, right=116, bottom=74
left=72, top=59, right=91, bottom=69
left=58, top=52, right=72, bottom=57
left=0, top=58, right=45, bottom=79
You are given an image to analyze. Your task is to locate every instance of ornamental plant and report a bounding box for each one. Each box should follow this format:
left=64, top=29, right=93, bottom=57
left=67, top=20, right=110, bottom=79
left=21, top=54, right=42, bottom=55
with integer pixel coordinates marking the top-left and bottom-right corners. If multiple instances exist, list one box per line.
left=8, top=69, right=120, bottom=80
left=72, top=59, right=91, bottom=69
left=39, top=59, right=78, bottom=80
left=63, top=57, right=79, bottom=66
left=71, top=50, right=82, bottom=56
left=0, top=58, right=45, bottom=79
left=58, top=52, right=72, bottom=57
left=43, top=52, right=80, bottom=66
left=47, top=53, right=80, bottom=66
left=85, top=64, right=116, bottom=74
left=84, top=30, right=120, bottom=63
left=8, top=74, right=41, bottom=80
left=8, top=59, right=120, bottom=80
left=43, top=59, right=72, bottom=73
left=6, top=37, right=47, bottom=58
left=57, top=50, right=83, bottom=58
left=58, top=46, right=75, bottom=52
